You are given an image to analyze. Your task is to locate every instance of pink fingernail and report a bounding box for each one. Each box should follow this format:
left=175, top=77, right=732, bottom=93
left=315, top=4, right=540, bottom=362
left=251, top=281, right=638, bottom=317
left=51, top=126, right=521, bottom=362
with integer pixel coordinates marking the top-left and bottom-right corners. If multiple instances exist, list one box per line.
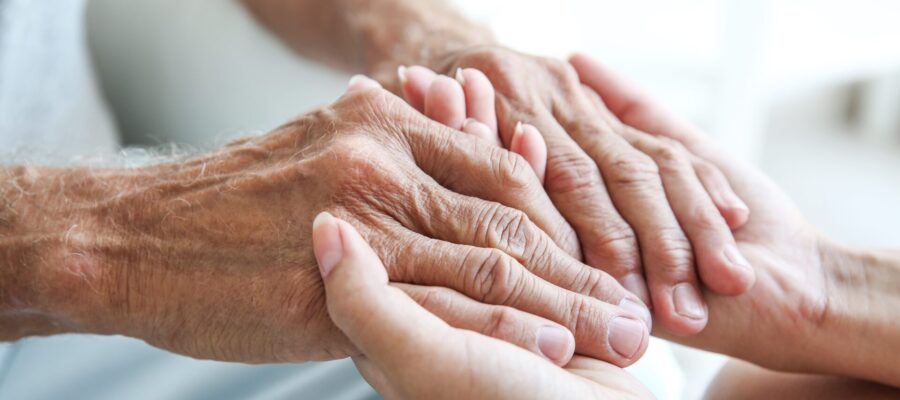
left=397, top=65, right=408, bottom=85
left=608, top=317, right=645, bottom=359
left=455, top=68, right=466, bottom=85
left=537, top=325, right=574, bottom=364
left=312, top=212, right=343, bottom=278
left=673, top=283, right=706, bottom=320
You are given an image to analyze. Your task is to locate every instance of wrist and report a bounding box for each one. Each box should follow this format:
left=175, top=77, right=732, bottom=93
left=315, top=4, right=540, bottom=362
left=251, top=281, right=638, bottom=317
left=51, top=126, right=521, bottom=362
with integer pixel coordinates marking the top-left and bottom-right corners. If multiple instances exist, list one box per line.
left=339, top=0, right=495, bottom=89
left=817, top=239, right=900, bottom=386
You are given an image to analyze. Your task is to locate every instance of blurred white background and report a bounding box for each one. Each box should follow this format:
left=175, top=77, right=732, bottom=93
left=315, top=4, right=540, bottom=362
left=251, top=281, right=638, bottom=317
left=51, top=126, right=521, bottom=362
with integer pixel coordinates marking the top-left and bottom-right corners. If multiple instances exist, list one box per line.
left=8, top=0, right=895, bottom=399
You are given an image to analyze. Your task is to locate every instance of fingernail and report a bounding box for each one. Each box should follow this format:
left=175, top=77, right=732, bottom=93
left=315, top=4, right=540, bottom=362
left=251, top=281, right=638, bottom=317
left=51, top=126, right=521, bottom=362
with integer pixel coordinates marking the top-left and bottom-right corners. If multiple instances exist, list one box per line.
left=455, top=68, right=466, bottom=85
left=619, top=298, right=652, bottom=331
left=620, top=273, right=651, bottom=307
left=725, top=191, right=749, bottom=213
left=312, top=212, right=343, bottom=278
left=348, top=74, right=368, bottom=87
left=608, top=317, right=645, bottom=359
left=537, top=325, right=573, bottom=363
left=514, top=121, right=524, bottom=137
left=673, top=283, right=706, bottom=319
left=724, top=244, right=752, bottom=274
left=463, top=118, right=478, bottom=129
left=397, top=65, right=408, bottom=85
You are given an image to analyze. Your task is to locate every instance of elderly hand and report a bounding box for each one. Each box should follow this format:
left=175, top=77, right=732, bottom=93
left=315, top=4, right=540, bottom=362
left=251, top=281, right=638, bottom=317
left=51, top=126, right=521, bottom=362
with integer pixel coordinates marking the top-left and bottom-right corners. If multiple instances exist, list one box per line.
left=1, top=83, right=651, bottom=365
left=570, top=54, right=900, bottom=387
left=312, top=212, right=654, bottom=400
left=394, top=51, right=756, bottom=336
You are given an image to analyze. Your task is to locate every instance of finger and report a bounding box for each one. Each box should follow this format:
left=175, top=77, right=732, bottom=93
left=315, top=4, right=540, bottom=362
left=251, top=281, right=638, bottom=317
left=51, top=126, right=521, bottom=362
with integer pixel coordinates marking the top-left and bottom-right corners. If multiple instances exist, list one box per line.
left=312, top=212, right=453, bottom=366
left=425, top=75, right=467, bottom=130
left=693, top=156, right=750, bottom=229
left=489, top=99, right=646, bottom=304
left=620, top=130, right=756, bottom=296
left=462, top=118, right=501, bottom=144
left=399, top=283, right=575, bottom=366
left=404, top=118, right=581, bottom=258
left=398, top=65, right=437, bottom=112
left=379, top=180, right=636, bottom=311
left=456, top=68, right=498, bottom=134
left=580, top=82, right=750, bottom=230
left=552, top=97, right=708, bottom=335
left=509, top=122, right=548, bottom=183
left=347, top=74, right=383, bottom=92
left=386, top=228, right=649, bottom=366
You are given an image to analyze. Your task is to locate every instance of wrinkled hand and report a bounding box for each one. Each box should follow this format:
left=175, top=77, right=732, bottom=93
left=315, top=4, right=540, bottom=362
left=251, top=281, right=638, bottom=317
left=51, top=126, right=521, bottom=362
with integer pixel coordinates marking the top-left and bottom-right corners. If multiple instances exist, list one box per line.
left=393, top=47, right=756, bottom=335
left=568, top=54, right=833, bottom=369
left=312, top=212, right=654, bottom=400
left=81, top=84, right=649, bottom=365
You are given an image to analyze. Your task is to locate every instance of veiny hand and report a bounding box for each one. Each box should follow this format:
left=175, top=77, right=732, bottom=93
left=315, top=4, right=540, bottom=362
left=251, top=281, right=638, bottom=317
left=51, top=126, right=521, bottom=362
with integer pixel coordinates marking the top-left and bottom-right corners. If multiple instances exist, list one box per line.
left=566, top=54, right=851, bottom=372
left=40, top=83, right=650, bottom=365
left=312, top=212, right=654, bottom=400
left=394, top=51, right=756, bottom=335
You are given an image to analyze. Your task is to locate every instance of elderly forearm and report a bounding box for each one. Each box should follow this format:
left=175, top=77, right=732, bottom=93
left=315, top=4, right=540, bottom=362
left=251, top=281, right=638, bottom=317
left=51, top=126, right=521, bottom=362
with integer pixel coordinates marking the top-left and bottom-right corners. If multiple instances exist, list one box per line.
left=0, top=166, right=125, bottom=340
left=240, top=0, right=494, bottom=80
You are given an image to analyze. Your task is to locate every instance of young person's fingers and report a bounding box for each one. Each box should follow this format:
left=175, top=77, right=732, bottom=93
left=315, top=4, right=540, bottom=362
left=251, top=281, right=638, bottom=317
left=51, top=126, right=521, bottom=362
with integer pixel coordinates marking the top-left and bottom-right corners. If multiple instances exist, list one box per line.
left=456, top=68, right=498, bottom=134
left=398, top=65, right=437, bottom=112
left=312, top=212, right=452, bottom=366
left=425, top=75, right=467, bottom=130
left=509, top=122, right=548, bottom=183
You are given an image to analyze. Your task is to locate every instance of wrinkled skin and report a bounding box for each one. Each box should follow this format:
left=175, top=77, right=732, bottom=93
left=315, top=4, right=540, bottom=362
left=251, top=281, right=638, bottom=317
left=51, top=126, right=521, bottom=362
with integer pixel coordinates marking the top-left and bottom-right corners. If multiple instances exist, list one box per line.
left=405, top=45, right=758, bottom=336
left=313, top=212, right=654, bottom=399
left=41, top=88, right=648, bottom=365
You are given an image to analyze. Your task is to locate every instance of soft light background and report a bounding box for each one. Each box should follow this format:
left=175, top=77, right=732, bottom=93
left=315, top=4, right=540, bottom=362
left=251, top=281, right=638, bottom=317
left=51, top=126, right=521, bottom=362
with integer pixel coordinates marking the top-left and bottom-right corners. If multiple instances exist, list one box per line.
left=2, top=1, right=897, bottom=399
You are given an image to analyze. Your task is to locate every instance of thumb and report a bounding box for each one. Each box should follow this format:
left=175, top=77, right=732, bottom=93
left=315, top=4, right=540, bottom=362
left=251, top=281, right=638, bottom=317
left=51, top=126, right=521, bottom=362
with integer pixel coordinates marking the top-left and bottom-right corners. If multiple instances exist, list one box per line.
left=312, top=212, right=449, bottom=364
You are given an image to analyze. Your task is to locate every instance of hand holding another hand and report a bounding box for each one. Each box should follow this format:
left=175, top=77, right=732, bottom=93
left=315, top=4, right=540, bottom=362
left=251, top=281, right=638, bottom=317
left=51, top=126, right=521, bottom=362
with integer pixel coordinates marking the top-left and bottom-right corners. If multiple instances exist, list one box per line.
left=312, top=212, right=653, bottom=400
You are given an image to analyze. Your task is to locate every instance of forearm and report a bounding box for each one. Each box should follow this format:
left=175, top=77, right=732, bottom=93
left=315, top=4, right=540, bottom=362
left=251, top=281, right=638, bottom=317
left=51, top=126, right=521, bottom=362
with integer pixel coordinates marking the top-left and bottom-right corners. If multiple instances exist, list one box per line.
left=240, top=0, right=494, bottom=81
left=0, top=166, right=121, bottom=340
left=816, top=242, right=900, bottom=386
left=706, top=359, right=899, bottom=400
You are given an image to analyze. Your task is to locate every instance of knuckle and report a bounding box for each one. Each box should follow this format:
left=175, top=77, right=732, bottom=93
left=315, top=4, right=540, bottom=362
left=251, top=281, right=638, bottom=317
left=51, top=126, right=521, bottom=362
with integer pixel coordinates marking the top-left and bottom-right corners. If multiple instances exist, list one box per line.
left=650, top=229, right=695, bottom=274
left=463, top=248, right=524, bottom=305
left=492, top=147, right=536, bottom=191
left=545, top=150, right=604, bottom=194
left=484, top=306, right=520, bottom=338
left=545, top=58, right=579, bottom=83
left=611, top=152, right=659, bottom=182
left=589, top=225, right=641, bottom=273
left=574, top=265, right=617, bottom=300
left=692, top=158, right=719, bottom=178
left=651, top=142, right=691, bottom=175
left=479, top=203, right=536, bottom=257
left=689, top=204, right=725, bottom=231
